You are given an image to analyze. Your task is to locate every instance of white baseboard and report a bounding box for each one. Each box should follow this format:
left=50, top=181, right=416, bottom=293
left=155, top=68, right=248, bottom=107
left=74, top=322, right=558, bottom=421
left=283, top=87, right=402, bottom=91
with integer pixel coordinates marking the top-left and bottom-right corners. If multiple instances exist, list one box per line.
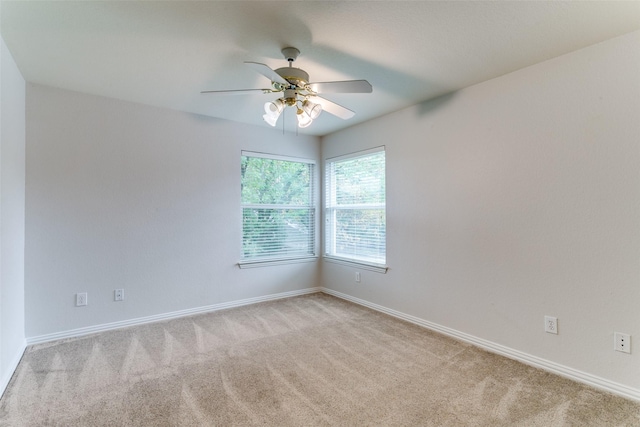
left=321, top=288, right=640, bottom=403
left=0, top=340, right=27, bottom=400
left=27, top=287, right=322, bottom=346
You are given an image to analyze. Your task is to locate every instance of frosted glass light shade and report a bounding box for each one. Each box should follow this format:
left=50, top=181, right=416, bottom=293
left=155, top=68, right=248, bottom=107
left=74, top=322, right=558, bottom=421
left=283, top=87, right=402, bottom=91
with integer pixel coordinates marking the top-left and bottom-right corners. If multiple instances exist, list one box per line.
left=263, top=98, right=285, bottom=127
left=263, top=113, right=278, bottom=127
left=296, top=109, right=313, bottom=128
left=264, top=99, right=285, bottom=116
left=302, top=100, right=322, bottom=119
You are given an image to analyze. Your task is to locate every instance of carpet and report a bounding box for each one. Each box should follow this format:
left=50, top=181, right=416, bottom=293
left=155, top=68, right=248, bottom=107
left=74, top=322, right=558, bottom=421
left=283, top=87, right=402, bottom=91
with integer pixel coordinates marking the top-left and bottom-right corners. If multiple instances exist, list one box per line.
left=1, top=293, right=639, bottom=426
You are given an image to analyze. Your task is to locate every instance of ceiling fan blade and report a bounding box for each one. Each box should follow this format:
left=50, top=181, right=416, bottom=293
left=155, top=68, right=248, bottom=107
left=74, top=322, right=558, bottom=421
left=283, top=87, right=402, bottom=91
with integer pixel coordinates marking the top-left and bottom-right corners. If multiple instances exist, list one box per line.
left=200, top=88, right=273, bottom=95
left=312, top=96, right=355, bottom=120
left=244, top=62, right=288, bottom=85
left=308, top=80, right=372, bottom=94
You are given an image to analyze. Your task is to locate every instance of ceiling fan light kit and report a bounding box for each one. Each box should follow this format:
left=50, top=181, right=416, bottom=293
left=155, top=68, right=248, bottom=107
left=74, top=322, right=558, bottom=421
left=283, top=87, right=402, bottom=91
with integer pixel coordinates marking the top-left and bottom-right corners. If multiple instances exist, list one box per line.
left=202, top=47, right=372, bottom=129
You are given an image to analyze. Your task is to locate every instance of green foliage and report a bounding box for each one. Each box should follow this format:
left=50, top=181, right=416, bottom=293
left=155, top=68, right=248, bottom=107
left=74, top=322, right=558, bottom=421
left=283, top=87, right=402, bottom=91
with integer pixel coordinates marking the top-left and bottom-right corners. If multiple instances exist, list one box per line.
left=241, top=156, right=311, bottom=205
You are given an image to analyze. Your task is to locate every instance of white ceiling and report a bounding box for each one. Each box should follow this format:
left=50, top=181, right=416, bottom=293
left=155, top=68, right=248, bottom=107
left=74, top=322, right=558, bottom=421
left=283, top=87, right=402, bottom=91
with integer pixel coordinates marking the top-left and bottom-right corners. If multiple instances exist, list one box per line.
left=2, top=1, right=640, bottom=136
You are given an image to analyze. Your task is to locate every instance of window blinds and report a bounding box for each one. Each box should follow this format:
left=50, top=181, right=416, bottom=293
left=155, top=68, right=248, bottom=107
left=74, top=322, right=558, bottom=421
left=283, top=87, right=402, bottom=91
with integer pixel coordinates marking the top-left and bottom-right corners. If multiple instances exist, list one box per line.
left=325, top=147, right=386, bottom=265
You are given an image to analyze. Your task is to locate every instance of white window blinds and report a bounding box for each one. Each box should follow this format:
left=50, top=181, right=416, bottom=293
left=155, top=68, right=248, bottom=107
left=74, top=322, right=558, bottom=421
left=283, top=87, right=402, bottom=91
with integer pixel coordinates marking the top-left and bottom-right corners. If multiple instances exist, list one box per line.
left=241, top=152, right=315, bottom=262
left=325, top=147, right=386, bottom=266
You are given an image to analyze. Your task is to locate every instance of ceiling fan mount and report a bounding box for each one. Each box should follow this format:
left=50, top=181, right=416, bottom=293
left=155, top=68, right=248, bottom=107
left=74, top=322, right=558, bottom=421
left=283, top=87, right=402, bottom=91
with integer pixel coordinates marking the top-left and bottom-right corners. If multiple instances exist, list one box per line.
left=201, top=46, right=372, bottom=129
left=281, top=46, right=300, bottom=63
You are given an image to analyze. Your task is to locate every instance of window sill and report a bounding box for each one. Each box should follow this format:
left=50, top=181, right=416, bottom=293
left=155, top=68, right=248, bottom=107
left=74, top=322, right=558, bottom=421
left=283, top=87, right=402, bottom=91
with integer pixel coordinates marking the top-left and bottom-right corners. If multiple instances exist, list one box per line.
left=237, top=256, right=318, bottom=269
left=323, top=256, right=388, bottom=274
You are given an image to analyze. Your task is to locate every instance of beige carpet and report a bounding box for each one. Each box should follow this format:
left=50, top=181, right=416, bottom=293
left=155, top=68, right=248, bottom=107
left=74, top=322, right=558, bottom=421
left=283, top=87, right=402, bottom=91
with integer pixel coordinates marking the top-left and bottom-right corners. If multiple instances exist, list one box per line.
left=1, top=293, right=639, bottom=426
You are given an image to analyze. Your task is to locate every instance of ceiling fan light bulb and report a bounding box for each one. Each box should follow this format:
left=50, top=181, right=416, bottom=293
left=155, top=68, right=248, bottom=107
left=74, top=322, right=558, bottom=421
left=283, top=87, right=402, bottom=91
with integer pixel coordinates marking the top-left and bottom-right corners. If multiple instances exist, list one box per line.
left=263, top=113, right=278, bottom=127
left=296, top=109, right=313, bottom=128
left=302, top=100, right=322, bottom=119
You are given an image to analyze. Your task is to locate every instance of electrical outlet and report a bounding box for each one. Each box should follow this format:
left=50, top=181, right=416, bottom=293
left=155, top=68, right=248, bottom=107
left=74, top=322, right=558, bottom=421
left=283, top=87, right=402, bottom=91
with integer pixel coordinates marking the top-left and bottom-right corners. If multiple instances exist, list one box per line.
left=355, top=272, right=361, bottom=283
left=114, top=289, right=124, bottom=301
left=544, top=316, right=558, bottom=334
left=614, top=332, right=631, bottom=354
left=76, top=292, right=88, bottom=307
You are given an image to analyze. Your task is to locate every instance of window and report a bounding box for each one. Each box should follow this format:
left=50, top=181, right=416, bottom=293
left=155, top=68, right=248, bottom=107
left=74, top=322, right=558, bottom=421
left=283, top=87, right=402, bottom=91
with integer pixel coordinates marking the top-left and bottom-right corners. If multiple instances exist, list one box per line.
left=325, top=147, right=386, bottom=270
left=240, top=152, right=316, bottom=265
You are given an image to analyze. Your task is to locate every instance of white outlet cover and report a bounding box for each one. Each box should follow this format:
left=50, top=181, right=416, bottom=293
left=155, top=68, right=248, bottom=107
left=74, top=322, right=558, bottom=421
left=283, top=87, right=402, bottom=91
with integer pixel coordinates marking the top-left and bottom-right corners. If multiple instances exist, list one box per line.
left=76, top=292, right=88, bottom=306
left=614, top=332, right=631, bottom=354
left=544, top=316, right=558, bottom=334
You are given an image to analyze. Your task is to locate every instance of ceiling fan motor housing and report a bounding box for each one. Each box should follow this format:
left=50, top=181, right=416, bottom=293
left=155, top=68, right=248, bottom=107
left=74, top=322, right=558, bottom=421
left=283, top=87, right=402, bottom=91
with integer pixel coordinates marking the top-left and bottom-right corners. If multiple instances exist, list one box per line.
left=275, top=67, right=309, bottom=88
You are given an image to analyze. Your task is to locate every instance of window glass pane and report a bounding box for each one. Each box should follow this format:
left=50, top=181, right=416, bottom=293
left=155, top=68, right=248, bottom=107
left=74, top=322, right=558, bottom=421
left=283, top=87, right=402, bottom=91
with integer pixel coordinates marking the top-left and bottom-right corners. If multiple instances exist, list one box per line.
left=241, top=153, right=315, bottom=261
left=325, top=148, right=386, bottom=265
left=333, top=154, right=385, bottom=205
left=241, top=156, right=312, bottom=205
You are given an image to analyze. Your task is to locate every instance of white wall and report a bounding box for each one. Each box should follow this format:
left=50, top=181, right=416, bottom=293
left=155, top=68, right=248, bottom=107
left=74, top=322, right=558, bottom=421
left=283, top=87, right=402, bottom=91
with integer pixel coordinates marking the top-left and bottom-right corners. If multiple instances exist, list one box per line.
left=322, top=31, right=640, bottom=392
left=25, top=85, right=320, bottom=338
left=0, top=36, right=26, bottom=395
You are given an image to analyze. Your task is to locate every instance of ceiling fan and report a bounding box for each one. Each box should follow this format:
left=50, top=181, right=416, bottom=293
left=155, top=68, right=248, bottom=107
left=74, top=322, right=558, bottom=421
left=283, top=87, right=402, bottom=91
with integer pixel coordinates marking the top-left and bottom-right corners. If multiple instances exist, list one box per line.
left=201, top=47, right=372, bottom=128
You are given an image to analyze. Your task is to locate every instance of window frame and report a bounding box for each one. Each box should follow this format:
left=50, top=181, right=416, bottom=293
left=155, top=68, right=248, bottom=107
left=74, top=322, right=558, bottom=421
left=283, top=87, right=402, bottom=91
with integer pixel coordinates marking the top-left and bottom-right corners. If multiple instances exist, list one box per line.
left=238, top=151, right=317, bottom=269
left=324, top=146, right=387, bottom=273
